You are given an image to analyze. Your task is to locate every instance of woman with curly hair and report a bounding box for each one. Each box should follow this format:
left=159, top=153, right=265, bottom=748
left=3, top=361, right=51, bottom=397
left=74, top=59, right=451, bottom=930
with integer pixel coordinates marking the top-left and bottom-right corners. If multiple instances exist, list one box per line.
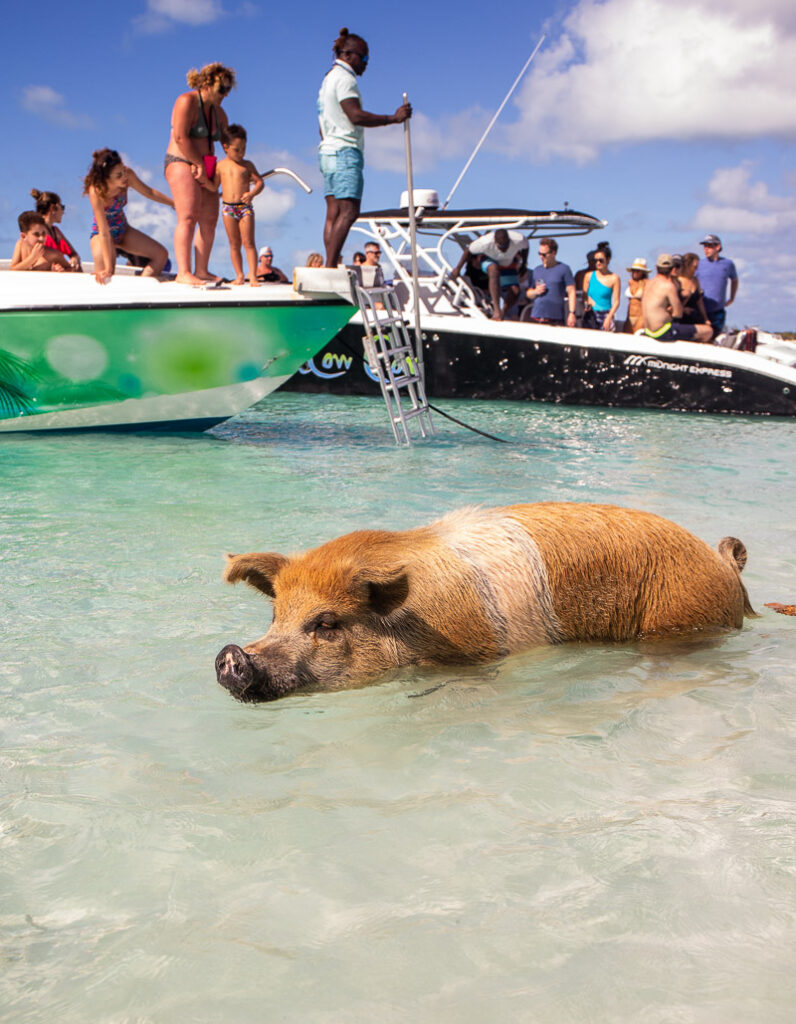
left=164, top=62, right=235, bottom=284
left=30, top=189, right=81, bottom=270
left=84, top=148, right=173, bottom=285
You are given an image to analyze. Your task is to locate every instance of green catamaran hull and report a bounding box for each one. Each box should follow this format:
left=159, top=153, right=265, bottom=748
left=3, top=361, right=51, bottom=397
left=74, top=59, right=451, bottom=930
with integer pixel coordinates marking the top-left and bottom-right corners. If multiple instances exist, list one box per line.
left=0, top=275, right=354, bottom=432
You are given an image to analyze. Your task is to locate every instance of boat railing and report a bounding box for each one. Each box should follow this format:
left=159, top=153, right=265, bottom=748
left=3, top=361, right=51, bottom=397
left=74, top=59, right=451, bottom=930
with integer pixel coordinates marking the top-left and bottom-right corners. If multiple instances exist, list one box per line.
left=351, top=209, right=606, bottom=319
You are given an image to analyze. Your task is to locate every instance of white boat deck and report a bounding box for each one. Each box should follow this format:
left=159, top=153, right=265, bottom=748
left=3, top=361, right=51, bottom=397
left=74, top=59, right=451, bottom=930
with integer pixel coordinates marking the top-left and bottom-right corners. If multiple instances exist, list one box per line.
left=0, top=263, right=354, bottom=310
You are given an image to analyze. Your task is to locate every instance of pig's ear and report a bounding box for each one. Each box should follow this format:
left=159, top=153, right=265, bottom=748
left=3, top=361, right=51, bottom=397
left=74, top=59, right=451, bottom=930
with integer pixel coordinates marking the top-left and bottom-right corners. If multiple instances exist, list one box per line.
left=354, top=565, right=409, bottom=616
left=223, top=552, right=289, bottom=597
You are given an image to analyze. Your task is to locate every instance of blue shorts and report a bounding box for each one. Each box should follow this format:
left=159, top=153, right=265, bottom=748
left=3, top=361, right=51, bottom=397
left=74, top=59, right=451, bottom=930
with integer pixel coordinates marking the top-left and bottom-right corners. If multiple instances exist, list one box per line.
left=320, top=147, right=364, bottom=201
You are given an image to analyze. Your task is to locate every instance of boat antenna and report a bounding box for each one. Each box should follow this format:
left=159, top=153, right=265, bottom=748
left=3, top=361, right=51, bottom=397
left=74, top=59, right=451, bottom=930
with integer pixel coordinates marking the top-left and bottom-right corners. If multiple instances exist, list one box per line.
left=441, top=36, right=545, bottom=211
left=402, top=91, right=425, bottom=388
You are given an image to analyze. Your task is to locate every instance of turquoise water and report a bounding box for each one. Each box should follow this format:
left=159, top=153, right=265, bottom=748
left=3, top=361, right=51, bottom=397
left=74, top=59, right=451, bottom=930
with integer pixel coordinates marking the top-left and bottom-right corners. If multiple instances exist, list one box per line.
left=2, top=393, right=795, bottom=1023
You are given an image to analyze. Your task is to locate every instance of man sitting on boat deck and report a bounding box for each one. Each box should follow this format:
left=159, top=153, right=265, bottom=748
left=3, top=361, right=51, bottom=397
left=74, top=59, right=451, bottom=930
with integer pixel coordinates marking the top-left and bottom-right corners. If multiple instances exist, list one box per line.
left=524, top=237, right=576, bottom=326
left=450, top=229, right=529, bottom=321
left=642, top=254, right=713, bottom=343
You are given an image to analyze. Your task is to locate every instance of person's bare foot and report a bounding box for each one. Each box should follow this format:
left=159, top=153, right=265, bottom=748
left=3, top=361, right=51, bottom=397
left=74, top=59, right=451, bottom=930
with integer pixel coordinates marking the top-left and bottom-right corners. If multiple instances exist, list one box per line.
left=232, top=275, right=246, bottom=285
left=175, top=272, right=206, bottom=286
left=491, top=311, right=504, bottom=321
left=195, top=272, right=222, bottom=284
left=248, top=277, right=259, bottom=287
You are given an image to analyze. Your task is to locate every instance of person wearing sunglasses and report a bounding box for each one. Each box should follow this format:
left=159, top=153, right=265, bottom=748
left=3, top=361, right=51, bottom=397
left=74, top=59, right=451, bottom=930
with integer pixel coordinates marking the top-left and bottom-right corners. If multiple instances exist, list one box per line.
left=698, top=234, right=738, bottom=337
left=318, top=27, right=411, bottom=268
left=525, top=237, right=576, bottom=326
left=582, top=248, right=620, bottom=331
left=165, top=62, right=236, bottom=284
left=29, top=188, right=81, bottom=270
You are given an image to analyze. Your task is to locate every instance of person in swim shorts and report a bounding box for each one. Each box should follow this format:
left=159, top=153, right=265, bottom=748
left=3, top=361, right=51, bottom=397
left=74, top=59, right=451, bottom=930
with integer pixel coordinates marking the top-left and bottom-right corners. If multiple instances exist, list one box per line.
left=211, top=124, right=264, bottom=286
left=641, top=254, right=713, bottom=342
left=317, top=27, right=411, bottom=268
left=450, top=228, right=529, bottom=321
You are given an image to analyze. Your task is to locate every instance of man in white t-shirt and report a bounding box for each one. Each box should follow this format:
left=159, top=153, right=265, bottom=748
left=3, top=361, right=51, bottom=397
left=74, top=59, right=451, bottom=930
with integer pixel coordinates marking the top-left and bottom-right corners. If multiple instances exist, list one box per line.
left=451, top=229, right=529, bottom=320
left=317, top=29, right=411, bottom=268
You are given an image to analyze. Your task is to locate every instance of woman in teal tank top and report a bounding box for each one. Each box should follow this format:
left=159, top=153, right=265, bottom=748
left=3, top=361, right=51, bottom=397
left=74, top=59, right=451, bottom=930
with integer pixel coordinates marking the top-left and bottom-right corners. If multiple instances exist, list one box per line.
left=584, top=250, right=620, bottom=331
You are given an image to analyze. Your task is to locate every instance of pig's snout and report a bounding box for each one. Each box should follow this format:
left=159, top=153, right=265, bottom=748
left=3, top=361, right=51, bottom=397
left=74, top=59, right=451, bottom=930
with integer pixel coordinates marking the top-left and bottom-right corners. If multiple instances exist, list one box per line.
left=215, top=643, right=257, bottom=701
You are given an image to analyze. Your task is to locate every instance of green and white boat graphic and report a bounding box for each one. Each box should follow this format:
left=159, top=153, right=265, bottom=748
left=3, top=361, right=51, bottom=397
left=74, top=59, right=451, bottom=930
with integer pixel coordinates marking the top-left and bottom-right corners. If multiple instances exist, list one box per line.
left=0, top=268, right=355, bottom=432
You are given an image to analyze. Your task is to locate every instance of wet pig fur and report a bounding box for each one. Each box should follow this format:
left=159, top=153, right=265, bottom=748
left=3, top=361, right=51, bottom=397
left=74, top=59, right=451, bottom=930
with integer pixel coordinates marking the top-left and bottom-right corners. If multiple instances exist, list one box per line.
left=215, top=502, right=755, bottom=702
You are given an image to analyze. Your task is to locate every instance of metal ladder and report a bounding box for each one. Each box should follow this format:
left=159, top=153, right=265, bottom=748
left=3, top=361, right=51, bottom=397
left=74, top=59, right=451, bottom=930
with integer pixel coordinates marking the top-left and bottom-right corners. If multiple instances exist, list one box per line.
left=355, top=280, right=435, bottom=445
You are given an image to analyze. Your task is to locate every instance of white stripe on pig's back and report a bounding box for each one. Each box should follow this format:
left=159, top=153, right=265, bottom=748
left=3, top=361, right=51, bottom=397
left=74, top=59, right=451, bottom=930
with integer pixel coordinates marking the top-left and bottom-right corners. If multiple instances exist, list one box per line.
left=431, top=507, right=563, bottom=650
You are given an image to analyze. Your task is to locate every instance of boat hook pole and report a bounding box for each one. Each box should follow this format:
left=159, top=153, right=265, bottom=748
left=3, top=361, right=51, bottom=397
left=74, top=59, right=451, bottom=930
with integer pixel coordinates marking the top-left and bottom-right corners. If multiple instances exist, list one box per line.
left=402, top=91, right=425, bottom=389
left=441, top=35, right=545, bottom=211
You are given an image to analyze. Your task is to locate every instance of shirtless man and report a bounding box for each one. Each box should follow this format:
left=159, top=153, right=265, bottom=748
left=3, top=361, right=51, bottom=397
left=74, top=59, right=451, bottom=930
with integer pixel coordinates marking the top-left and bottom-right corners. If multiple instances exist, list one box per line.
left=641, top=254, right=713, bottom=343
left=11, top=211, right=71, bottom=272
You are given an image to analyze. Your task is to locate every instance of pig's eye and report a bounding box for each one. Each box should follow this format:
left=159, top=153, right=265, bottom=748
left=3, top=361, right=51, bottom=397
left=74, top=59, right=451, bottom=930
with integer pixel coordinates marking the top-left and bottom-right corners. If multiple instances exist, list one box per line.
left=309, top=614, right=341, bottom=639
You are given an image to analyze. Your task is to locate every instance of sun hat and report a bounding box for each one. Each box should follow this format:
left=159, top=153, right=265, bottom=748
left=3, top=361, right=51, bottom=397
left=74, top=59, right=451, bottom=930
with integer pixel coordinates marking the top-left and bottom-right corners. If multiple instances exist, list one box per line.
left=259, top=246, right=272, bottom=257
left=626, top=257, right=650, bottom=274
left=656, top=253, right=674, bottom=269
left=700, top=234, right=721, bottom=246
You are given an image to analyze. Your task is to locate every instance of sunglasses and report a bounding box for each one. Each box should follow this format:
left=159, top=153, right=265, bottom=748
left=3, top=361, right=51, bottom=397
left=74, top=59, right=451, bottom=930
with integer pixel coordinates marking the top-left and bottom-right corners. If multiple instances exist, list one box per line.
left=345, top=49, right=369, bottom=66
left=217, top=82, right=232, bottom=96
left=594, top=257, right=606, bottom=263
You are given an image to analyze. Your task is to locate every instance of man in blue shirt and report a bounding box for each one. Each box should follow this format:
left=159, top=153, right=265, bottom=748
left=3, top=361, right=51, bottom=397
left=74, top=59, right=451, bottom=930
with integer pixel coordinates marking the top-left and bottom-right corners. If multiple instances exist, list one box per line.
left=698, top=233, right=738, bottom=335
left=525, top=237, right=576, bottom=326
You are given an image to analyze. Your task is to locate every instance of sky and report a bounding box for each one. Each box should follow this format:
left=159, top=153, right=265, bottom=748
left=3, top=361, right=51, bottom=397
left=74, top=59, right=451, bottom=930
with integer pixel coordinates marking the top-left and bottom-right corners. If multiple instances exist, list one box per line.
left=3, top=0, right=795, bottom=329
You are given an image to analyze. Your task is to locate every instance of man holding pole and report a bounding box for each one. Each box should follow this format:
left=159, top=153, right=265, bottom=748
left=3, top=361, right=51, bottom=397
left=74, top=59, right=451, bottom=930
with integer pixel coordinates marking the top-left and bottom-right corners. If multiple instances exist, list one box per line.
left=317, top=28, right=411, bottom=268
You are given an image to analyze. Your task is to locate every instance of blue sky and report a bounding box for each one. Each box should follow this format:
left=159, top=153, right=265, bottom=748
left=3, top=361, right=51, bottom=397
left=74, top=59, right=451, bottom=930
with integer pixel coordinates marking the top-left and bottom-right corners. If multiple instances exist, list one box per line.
left=4, top=0, right=795, bottom=328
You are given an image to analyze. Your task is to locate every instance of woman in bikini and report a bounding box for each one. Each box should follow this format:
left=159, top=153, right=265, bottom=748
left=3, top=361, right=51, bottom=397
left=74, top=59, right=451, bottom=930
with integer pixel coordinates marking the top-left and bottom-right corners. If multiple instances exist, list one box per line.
left=84, top=148, right=174, bottom=285
left=165, top=62, right=235, bottom=285
left=675, top=252, right=711, bottom=330
left=30, top=189, right=81, bottom=271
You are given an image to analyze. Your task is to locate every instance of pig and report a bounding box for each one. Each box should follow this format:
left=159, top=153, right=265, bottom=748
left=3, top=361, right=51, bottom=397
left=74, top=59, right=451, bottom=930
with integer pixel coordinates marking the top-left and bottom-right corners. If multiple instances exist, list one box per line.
left=215, top=502, right=755, bottom=702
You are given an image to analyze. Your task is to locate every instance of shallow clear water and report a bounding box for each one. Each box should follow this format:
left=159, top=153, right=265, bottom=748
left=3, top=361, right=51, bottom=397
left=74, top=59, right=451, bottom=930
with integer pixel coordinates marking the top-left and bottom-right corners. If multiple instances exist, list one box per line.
left=2, top=394, right=795, bottom=1023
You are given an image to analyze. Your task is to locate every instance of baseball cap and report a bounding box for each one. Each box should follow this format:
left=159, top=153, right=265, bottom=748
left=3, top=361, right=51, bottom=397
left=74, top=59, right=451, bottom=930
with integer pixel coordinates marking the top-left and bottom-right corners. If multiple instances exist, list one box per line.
left=700, top=234, right=721, bottom=246
left=259, top=246, right=272, bottom=257
left=656, top=253, right=674, bottom=269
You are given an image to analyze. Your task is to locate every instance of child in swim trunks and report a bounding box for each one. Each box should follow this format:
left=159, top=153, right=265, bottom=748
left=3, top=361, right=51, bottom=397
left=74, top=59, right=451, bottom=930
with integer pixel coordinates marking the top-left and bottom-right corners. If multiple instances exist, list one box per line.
left=84, top=148, right=175, bottom=285
left=211, top=125, right=264, bottom=286
left=11, top=211, right=72, bottom=271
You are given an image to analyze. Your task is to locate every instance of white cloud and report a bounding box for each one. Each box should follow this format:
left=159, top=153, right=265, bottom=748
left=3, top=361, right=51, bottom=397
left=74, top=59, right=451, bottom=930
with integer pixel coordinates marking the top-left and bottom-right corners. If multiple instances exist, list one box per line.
left=133, top=0, right=225, bottom=33
left=125, top=199, right=175, bottom=247
left=500, top=0, right=796, bottom=162
left=20, top=86, right=94, bottom=130
left=365, top=109, right=489, bottom=175
left=689, top=162, right=796, bottom=327
left=693, top=162, right=796, bottom=235
left=253, top=188, right=296, bottom=224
